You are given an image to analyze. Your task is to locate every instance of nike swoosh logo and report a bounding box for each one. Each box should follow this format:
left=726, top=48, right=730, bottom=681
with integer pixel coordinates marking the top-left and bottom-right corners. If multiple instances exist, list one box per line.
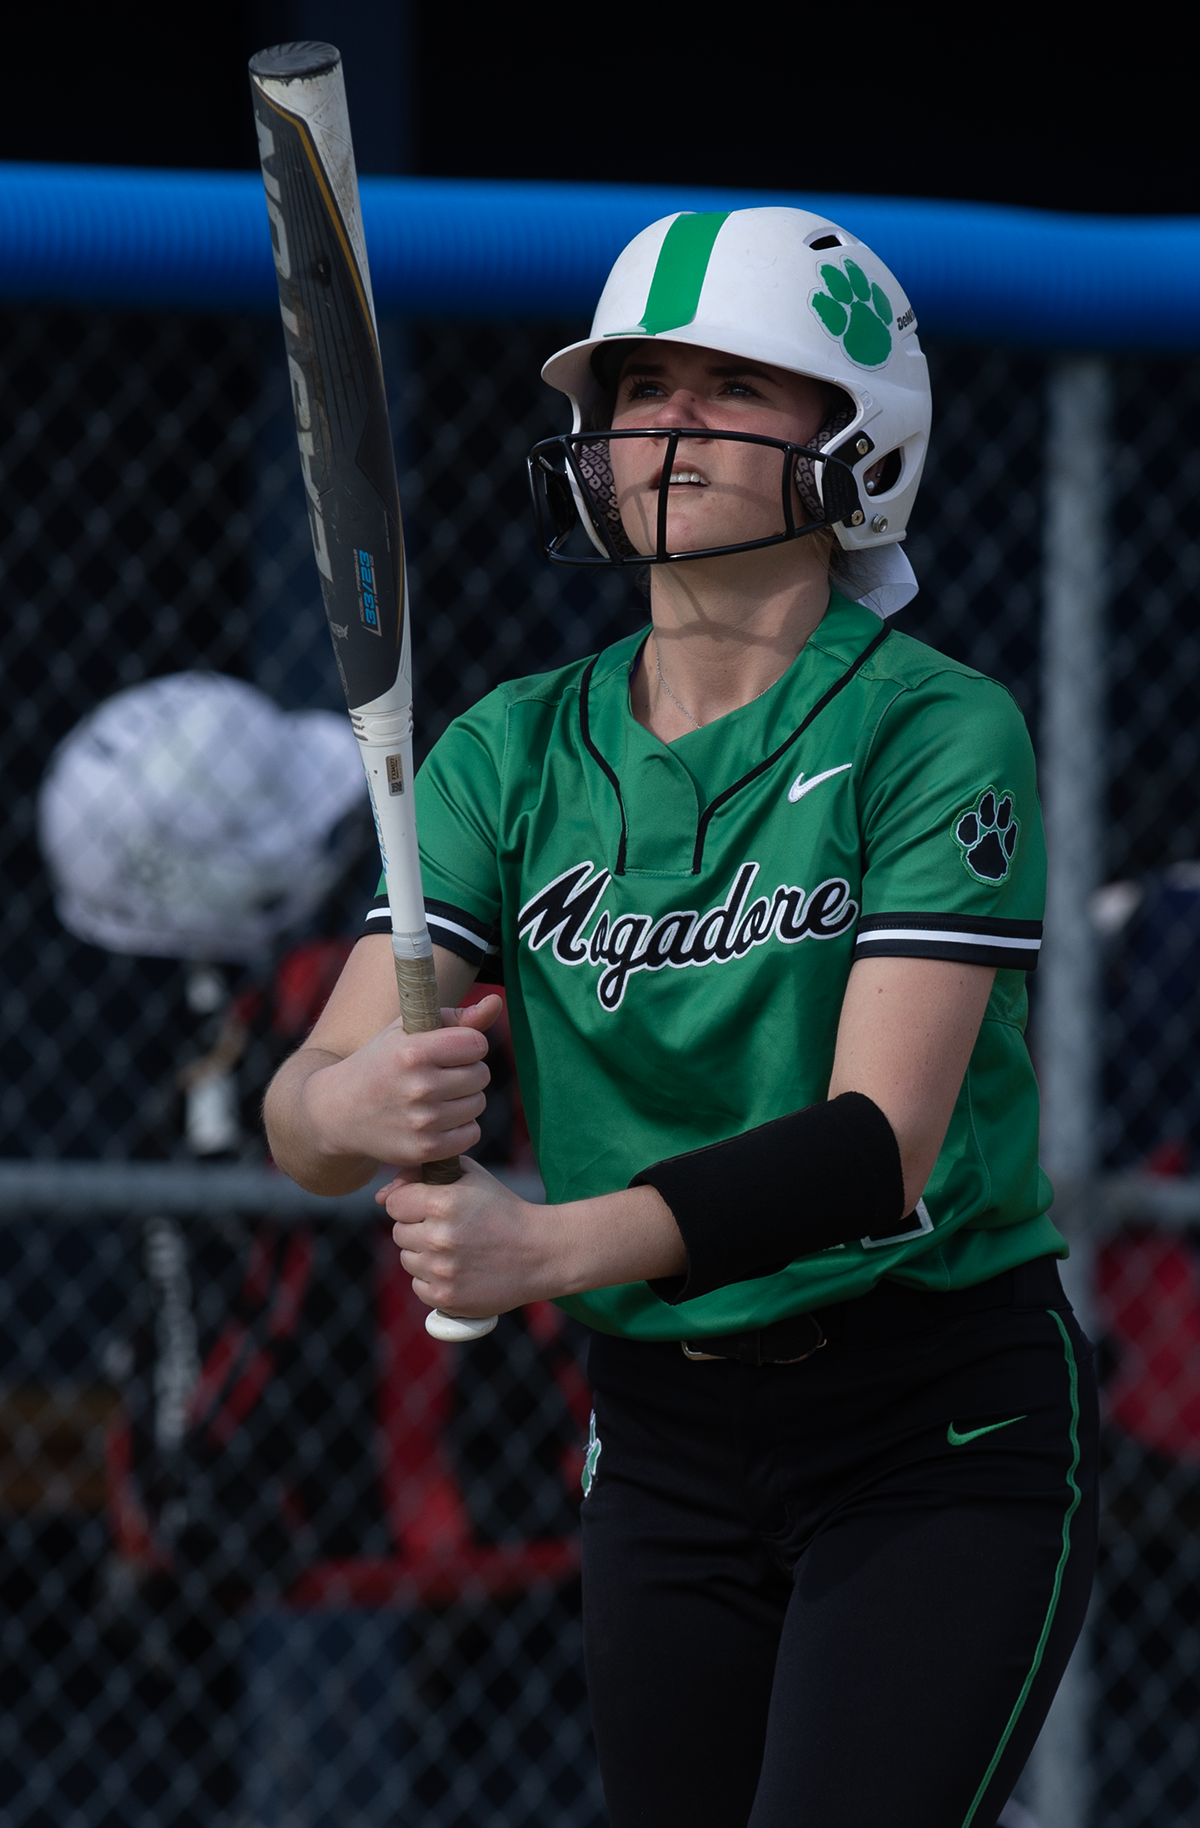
left=788, top=763, right=852, bottom=803
left=946, top=1415, right=1026, bottom=1447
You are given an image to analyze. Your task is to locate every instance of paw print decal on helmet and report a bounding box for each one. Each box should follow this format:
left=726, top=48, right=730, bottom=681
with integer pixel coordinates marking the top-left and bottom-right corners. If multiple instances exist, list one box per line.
left=809, top=259, right=894, bottom=368
left=955, top=790, right=1019, bottom=882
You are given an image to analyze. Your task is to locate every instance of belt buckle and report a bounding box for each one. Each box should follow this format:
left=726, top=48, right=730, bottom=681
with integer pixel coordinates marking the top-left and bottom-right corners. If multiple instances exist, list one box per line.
left=680, top=1342, right=726, bottom=1362
left=770, top=1316, right=826, bottom=1364
left=772, top=1337, right=826, bottom=1365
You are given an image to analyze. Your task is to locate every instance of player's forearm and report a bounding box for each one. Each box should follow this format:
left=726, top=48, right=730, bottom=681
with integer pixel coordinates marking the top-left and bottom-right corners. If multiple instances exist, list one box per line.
left=550, top=1184, right=687, bottom=1295
left=828, top=956, right=996, bottom=1210
left=264, top=1046, right=382, bottom=1195
left=626, top=957, right=999, bottom=1307
left=385, top=1166, right=686, bottom=1317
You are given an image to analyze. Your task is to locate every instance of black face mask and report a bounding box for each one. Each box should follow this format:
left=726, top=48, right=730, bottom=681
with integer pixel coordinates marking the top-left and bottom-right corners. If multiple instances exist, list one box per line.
left=528, top=424, right=870, bottom=568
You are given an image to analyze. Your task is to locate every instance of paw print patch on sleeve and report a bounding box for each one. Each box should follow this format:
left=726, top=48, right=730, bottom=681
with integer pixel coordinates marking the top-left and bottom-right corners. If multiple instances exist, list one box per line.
left=809, top=259, right=894, bottom=368
left=955, top=789, right=1019, bottom=882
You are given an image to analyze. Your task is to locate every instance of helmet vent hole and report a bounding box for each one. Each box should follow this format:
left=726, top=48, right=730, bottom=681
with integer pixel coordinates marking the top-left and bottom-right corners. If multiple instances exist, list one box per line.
left=807, top=233, right=844, bottom=250
left=863, top=449, right=903, bottom=496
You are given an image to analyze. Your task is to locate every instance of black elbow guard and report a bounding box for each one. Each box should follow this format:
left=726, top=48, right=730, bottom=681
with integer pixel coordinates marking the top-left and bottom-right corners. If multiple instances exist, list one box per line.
left=631, top=1092, right=907, bottom=1305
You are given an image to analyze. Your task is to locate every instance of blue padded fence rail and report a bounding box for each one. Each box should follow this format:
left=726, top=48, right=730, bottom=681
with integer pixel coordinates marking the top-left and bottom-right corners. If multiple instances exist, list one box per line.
left=1, top=163, right=1199, bottom=348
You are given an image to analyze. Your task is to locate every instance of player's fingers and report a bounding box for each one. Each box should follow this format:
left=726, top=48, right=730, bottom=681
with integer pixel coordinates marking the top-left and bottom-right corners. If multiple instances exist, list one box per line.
left=403, top=1078, right=486, bottom=1131
left=392, top=1211, right=459, bottom=1267
left=439, top=994, right=504, bottom=1032
left=397, top=1250, right=480, bottom=1315
left=396, top=1244, right=444, bottom=1279
left=401, top=1263, right=501, bottom=1320
left=414, top=1119, right=483, bottom=1163
left=394, top=1233, right=426, bottom=1263
left=403, top=1271, right=437, bottom=1309
left=386, top=1179, right=447, bottom=1227
left=461, top=994, right=504, bottom=1030
left=395, top=1247, right=447, bottom=1300
left=386, top=1171, right=478, bottom=1227
left=407, top=1092, right=486, bottom=1147
left=386, top=1038, right=490, bottom=1109
left=386, top=1102, right=482, bottom=1163
left=380, top=1015, right=487, bottom=1063
left=374, top=1165, right=422, bottom=1203
left=404, top=1061, right=490, bottom=1105
left=406, top=1024, right=491, bottom=1067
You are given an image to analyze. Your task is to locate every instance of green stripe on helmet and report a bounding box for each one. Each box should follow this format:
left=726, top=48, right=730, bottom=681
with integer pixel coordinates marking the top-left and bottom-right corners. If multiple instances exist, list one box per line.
left=638, top=212, right=730, bottom=336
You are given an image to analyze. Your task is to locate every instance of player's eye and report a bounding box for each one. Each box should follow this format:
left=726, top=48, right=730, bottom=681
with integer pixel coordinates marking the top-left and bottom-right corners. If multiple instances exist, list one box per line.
left=719, top=378, right=760, bottom=398
left=623, top=377, right=665, bottom=400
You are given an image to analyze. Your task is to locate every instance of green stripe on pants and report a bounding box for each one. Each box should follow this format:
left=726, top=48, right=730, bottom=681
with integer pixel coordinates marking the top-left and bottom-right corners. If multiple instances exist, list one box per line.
left=961, top=1308, right=1083, bottom=1828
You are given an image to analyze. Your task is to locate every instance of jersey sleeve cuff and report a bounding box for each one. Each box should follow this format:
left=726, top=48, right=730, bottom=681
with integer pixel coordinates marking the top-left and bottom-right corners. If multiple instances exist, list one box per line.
left=360, top=895, right=504, bottom=980
left=854, top=912, right=1042, bottom=972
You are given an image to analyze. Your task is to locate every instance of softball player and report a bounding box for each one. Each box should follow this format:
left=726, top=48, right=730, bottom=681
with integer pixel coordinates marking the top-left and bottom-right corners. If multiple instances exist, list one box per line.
left=266, top=208, right=1097, bottom=1828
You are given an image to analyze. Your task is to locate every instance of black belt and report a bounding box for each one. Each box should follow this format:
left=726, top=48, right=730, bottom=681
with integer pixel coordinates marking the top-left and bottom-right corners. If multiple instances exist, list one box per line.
left=681, top=1256, right=1067, bottom=1367
left=682, top=1310, right=826, bottom=1366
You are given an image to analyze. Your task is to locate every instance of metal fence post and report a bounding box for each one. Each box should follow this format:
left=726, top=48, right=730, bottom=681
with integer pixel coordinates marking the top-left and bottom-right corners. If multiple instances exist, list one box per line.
left=1029, top=356, right=1111, bottom=1828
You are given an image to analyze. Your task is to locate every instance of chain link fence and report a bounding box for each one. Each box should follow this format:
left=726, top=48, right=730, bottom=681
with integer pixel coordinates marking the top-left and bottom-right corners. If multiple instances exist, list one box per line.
left=3, top=304, right=1200, bottom=1825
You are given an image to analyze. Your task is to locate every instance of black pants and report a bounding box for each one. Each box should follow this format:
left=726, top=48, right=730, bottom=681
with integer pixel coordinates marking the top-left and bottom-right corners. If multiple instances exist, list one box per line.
left=582, top=1258, right=1098, bottom=1828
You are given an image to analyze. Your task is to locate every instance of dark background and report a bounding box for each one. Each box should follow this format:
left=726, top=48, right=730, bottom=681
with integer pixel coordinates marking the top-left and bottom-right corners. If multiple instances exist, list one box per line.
left=3, top=3, right=1195, bottom=213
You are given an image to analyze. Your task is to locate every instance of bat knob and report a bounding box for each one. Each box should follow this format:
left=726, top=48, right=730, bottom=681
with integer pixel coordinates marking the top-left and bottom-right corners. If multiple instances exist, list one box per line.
left=425, top=1309, right=499, bottom=1343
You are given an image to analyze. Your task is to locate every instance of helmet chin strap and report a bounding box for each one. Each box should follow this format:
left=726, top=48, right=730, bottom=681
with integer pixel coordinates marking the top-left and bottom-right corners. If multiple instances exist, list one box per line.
left=835, top=544, right=919, bottom=618
left=794, top=400, right=856, bottom=519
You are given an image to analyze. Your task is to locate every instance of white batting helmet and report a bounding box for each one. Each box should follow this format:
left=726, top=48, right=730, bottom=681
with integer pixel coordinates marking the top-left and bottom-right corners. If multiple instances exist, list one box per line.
left=539, top=206, right=931, bottom=614
left=38, top=673, right=366, bottom=962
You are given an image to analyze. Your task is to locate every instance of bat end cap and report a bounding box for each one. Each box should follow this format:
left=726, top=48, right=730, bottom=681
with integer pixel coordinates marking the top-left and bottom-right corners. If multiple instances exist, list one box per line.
left=425, top=1310, right=499, bottom=1343
left=249, top=41, right=341, bottom=81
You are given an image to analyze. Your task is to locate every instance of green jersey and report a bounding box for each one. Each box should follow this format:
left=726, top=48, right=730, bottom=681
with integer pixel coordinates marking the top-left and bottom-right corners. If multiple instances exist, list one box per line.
left=364, top=593, right=1061, bottom=1340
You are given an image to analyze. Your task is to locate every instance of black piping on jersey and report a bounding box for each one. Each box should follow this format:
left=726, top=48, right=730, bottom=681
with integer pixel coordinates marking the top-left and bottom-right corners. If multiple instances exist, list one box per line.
left=578, top=650, right=631, bottom=875
left=578, top=623, right=892, bottom=878
left=690, top=625, right=890, bottom=875
left=855, top=911, right=1043, bottom=973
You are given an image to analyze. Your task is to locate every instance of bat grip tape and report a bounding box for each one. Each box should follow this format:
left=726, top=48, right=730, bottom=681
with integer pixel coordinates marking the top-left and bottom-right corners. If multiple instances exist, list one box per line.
left=393, top=952, right=461, bottom=1186
left=392, top=955, right=497, bottom=1341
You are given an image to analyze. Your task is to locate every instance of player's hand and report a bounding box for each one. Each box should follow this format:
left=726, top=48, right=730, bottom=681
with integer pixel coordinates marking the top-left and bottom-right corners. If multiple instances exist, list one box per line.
left=380, top=1158, right=569, bottom=1317
left=300, top=994, right=504, bottom=1169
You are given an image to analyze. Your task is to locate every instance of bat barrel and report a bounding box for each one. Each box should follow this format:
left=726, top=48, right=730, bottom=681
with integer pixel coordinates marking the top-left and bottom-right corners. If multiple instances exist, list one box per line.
left=252, top=39, right=497, bottom=1343
left=249, top=41, right=399, bottom=716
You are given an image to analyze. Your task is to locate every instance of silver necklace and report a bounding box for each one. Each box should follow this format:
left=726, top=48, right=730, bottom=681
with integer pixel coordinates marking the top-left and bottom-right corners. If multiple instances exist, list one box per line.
left=653, top=636, right=785, bottom=731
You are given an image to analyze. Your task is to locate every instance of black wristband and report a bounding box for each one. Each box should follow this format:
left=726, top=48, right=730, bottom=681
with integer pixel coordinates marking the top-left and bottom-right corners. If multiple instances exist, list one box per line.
left=631, top=1092, right=906, bottom=1305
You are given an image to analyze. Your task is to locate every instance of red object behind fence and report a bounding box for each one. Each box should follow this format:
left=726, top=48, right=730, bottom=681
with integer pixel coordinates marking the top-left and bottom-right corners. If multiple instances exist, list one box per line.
left=1097, top=1230, right=1200, bottom=1464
